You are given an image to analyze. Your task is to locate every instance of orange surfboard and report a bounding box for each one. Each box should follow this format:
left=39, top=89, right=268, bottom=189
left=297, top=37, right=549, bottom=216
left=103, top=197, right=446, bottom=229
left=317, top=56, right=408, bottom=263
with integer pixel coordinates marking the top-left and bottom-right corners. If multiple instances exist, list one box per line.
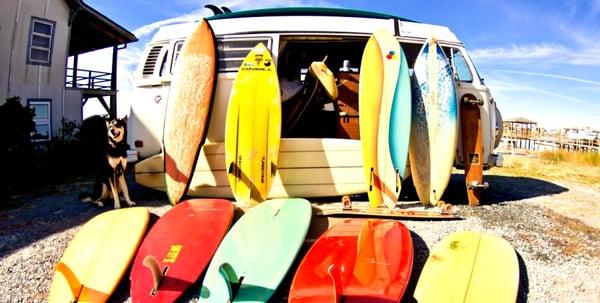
left=289, top=219, right=413, bottom=302
left=460, top=95, right=488, bottom=206
left=163, top=19, right=217, bottom=205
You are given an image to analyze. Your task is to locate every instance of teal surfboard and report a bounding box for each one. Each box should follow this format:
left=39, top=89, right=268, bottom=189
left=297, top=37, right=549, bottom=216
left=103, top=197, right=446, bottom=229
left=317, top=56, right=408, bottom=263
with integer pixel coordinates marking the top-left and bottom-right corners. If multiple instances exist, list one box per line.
left=389, top=35, right=412, bottom=190
left=409, top=37, right=458, bottom=206
left=198, top=198, right=312, bottom=302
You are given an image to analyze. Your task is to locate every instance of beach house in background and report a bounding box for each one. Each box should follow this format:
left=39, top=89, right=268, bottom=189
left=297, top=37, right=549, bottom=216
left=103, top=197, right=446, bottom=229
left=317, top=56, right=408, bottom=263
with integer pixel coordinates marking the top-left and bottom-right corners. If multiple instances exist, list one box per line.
left=0, top=0, right=136, bottom=140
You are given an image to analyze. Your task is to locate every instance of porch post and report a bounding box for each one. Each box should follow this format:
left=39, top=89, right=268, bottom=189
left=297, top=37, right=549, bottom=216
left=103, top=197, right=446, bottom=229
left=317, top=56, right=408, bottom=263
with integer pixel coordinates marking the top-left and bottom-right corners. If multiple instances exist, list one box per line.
left=110, top=45, right=118, bottom=118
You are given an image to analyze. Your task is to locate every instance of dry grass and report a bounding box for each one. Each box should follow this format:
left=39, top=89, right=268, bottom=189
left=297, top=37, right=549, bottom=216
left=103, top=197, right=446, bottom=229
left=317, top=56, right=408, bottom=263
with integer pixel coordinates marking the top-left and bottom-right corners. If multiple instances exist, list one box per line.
left=540, top=150, right=600, bottom=167
left=492, top=153, right=600, bottom=188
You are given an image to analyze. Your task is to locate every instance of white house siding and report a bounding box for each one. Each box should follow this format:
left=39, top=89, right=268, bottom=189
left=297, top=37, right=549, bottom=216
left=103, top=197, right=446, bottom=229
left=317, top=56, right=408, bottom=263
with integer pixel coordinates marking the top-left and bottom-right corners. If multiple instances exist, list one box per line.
left=1, top=0, right=76, bottom=138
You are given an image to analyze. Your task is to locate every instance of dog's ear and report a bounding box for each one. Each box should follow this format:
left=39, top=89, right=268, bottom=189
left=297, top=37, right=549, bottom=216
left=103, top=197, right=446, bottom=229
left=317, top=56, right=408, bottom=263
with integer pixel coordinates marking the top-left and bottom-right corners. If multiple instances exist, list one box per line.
left=121, top=115, right=128, bottom=123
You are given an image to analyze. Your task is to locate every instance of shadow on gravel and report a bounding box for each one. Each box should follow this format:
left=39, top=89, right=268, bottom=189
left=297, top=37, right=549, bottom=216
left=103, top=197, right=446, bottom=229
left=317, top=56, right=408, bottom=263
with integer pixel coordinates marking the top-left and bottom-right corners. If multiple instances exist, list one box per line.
left=401, top=231, right=429, bottom=303
left=516, top=250, right=530, bottom=303
left=399, top=173, right=569, bottom=205
left=0, top=170, right=169, bottom=259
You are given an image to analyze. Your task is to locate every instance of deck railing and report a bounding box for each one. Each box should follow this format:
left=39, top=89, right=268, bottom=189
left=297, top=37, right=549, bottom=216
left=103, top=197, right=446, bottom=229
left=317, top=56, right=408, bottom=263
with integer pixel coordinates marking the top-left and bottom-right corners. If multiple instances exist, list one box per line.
left=65, top=68, right=112, bottom=90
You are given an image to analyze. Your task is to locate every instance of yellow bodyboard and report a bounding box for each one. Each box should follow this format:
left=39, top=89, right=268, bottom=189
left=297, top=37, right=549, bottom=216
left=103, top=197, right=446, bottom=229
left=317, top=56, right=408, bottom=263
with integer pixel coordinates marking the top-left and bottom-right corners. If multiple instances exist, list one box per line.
left=225, top=43, right=281, bottom=206
left=414, top=231, right=519, bottom=303
left=49, top=207, right=149, bottom=303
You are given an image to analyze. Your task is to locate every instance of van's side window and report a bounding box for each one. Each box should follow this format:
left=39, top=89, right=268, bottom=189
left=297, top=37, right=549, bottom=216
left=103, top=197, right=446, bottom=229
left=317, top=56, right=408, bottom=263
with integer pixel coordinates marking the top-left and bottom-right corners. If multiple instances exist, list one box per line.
left=451, top=49, right=473, bottom=82
left=170, top=40, right=185, bottom=74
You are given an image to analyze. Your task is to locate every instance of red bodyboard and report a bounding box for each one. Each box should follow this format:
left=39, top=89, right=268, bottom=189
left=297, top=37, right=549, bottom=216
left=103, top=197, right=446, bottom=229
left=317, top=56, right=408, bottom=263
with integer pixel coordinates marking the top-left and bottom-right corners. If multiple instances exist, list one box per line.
left=129, top=199, right=233, bottom=302
left=289, top=219, right=413, bottom=303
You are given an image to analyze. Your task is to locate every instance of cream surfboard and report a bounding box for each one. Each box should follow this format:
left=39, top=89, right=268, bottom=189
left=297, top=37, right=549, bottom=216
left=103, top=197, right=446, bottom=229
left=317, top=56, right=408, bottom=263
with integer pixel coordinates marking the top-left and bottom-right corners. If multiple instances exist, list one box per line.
left=359, top=29, right=411, bottom=209
left=134, top=138, right=365, bottom=198
left=225, top=43, right=281, bottom=206
left=163, top=19, right=216, bottom=205
left=409, top=37, right=458, bottom=206
left=414, top=231, right=520, bottom=303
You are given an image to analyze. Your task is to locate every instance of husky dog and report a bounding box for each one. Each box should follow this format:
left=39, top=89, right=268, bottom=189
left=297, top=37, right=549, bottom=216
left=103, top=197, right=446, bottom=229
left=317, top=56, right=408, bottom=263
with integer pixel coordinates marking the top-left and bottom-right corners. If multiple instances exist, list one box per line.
left=80, top=116, right=136, bottom=209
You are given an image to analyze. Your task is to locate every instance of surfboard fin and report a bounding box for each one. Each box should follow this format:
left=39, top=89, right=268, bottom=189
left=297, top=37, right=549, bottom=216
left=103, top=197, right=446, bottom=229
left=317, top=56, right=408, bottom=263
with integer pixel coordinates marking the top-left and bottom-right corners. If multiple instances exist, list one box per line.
left=369, top=167, right=375, bottom=191
left=395, top=169, right=402, bottom=193
left=142, top=255, right=167, bottom=296
left=271, top=162, right=277, bottom=177
left=219, top=262, right=243, bottom=300
left=228, top=162, right=235, bottom=175
left=204, top=4, right=223, bottom=15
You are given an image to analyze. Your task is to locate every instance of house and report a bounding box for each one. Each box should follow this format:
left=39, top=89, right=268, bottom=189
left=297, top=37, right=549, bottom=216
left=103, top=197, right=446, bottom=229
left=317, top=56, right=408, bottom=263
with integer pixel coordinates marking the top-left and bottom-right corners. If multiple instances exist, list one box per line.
left=0, top=0, right=137, bottom=140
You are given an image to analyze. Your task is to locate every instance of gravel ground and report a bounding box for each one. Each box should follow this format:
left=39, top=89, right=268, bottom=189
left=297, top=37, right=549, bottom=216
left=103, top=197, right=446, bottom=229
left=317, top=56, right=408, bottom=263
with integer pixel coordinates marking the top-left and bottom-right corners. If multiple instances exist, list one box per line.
left=1, top=159, right=599, bottom=303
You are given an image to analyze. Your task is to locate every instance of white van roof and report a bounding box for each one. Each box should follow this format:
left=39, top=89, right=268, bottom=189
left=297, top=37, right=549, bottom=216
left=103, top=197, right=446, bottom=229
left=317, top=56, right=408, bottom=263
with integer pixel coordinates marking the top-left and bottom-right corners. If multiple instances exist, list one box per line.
left=150, top=7, right=460, bottom=44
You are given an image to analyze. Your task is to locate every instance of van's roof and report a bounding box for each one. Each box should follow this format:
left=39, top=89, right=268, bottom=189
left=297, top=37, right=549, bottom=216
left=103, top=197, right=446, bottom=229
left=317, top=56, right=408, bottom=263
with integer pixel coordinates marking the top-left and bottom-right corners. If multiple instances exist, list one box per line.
left=206, top=7, right=416, bottom=22
left=149, top=7, right=460, bottom=45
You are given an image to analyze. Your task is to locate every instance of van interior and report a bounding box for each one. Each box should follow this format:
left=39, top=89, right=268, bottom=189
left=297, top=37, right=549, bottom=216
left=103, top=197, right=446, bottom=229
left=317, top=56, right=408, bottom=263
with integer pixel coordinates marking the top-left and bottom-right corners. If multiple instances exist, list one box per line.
left=276, top=35, right=433, bottom=139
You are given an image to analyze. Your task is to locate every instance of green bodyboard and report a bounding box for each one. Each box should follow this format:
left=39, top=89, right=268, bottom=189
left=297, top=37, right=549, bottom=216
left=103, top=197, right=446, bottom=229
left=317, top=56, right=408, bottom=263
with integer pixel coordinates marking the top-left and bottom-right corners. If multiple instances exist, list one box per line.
left=198, top=198, right=312, bottom=302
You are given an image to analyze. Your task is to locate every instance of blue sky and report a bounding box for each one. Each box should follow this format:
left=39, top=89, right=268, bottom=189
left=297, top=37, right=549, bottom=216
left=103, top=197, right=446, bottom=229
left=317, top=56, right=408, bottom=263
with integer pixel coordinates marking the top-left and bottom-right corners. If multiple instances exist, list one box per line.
left=80, top=0, right=600, bottom=129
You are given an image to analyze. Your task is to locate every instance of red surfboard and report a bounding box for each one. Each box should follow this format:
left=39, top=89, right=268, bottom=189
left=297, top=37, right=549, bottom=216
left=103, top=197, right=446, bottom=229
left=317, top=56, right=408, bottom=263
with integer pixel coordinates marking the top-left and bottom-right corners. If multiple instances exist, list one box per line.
left=289, top=219, right=413, bottom=303
left=129, top=199, right=233, bottom=302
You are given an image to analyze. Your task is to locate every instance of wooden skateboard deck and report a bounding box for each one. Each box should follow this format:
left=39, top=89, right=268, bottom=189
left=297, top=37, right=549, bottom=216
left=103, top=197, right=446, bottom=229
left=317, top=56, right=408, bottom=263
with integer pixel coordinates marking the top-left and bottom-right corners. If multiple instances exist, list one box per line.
left=163, top=19, right=217, bottom=205
left=289, top=219, right=413, bottom=302
left=414, top=231, right=519, bottom=303
left=225, top=42, right=281, bottom=206
left=359, top=29, right=411, bottom=209
left=129, top=199, right=233, bottom=303
left=460, top=95, right=487, bottom=206
left=409, top=37, right=458, bottom=206
left=49, top=208, right=149, bottom=303
left=316, top=202, right=460, bottom=220
left=198, top=198, right=311, bottom=302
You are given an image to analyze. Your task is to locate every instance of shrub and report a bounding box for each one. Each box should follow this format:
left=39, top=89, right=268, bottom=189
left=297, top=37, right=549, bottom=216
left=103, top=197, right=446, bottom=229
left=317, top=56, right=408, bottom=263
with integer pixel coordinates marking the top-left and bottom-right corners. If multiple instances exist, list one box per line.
left=0, top=97, right=36, bottom=199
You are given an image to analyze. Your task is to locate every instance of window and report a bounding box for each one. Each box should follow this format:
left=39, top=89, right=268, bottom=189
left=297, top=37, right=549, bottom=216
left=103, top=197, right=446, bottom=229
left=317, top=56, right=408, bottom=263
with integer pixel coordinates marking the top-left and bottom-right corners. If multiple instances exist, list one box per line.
left=28, top=99, right=51, bottom=141
left=170, top=40, right=185, bottom=74
left=27, top=17, right=56, bottom=65
left=217, top=37, right=271, bottom=72
left=451, top=49, right=473, bottom=82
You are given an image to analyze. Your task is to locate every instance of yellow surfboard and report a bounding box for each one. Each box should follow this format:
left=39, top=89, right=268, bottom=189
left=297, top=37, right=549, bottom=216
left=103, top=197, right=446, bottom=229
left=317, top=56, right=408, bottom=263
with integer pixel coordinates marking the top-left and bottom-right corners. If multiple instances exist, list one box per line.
left=49, top=208, right=149, bottom=303
left=359, top=29, right=408, bottom=209
left=414, top=231, right=520, bottom=303
left=225, top=43, right=281, bottom=206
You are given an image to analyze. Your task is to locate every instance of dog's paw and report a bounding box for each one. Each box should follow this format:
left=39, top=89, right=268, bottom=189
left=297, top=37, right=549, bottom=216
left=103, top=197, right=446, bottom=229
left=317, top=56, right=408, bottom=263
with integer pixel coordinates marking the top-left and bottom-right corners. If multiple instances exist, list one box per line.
left=126, top=201, right=136, bottom=206
left=114, top=204, right=121, bottom=209
left=97, top=202, right=104, bottom=207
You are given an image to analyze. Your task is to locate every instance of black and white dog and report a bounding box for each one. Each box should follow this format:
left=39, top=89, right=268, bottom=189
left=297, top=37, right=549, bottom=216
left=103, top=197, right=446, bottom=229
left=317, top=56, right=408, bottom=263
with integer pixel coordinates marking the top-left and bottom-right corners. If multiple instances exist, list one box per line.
left=79, top=116, right=135, bottom=209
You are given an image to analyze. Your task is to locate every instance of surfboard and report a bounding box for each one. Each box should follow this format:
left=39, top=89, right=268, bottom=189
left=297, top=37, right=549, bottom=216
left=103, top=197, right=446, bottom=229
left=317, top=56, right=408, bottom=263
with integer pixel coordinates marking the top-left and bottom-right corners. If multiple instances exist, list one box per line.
left=289, top=219, right=413, bottom=302
left=414, top=231, right=519, bottom=303
left=359, top=29, right=411, bottom=209
left=129, top=199, right=233, bottom=303
left=48, top=208, right=149, bottom=303
left=163, top=19, right=217, bottom=205
left=198, top=198, right=312, bottom=302
left=135, top=138, right=365, bottom=198
left=409, top=37, right=458, bottom=206
left=225, top=42, right=281, bottom=206
left=460, top=95, right=488, bottom=206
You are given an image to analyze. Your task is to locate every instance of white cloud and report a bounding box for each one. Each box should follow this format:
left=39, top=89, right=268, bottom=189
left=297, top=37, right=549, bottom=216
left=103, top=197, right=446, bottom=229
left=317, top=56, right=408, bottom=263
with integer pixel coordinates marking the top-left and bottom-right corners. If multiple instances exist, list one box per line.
left=470, top=43, right=600, bottom=66
left=487, top=69, right=600, bottom=86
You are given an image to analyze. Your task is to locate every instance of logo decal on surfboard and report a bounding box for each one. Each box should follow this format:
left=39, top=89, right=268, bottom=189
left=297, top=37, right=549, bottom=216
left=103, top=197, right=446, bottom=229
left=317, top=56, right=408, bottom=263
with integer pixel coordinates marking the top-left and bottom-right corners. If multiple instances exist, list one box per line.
left=162, top=245, right=183, bottom=263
